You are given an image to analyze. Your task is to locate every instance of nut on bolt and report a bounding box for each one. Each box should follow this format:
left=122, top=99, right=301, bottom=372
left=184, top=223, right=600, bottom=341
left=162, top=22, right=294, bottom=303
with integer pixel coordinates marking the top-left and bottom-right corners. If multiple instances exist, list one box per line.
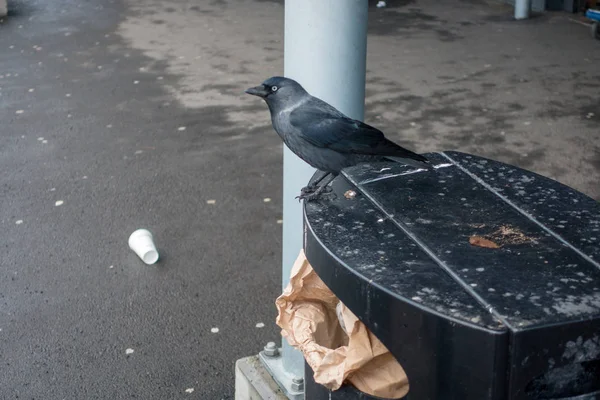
left=263, top=341, right=279, bottom=357
left=291, top=376, right=304, bottom=391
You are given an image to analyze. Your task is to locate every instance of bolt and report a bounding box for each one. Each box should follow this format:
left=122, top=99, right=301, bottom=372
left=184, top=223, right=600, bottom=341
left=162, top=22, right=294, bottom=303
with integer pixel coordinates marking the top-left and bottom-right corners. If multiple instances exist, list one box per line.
left=263, top=341, right=279, bottom=357
left=291, top=376, right=304, bottom=392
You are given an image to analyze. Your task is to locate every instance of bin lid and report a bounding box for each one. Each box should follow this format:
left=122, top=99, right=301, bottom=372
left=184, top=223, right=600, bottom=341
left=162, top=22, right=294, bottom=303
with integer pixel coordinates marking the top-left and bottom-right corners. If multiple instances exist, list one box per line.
left=304, top=151, right=600, bottom=332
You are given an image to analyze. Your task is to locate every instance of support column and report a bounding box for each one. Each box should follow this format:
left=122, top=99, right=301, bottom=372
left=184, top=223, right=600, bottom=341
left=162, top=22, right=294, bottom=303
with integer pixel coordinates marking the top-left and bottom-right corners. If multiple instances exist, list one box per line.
left=281, top=0, right=369, bottom=380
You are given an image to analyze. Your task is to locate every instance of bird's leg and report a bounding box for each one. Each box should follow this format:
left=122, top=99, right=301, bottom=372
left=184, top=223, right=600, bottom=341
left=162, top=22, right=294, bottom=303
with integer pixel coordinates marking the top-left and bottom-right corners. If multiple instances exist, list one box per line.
left=299, top=171, right=330, bottom=197
left=297, top=173, right=337, bottom=202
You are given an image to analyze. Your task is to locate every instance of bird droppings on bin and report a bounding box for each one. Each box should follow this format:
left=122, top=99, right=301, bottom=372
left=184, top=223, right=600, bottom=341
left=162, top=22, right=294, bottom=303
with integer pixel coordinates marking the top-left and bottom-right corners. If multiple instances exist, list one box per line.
left=344, top=190, right=357, bottom=199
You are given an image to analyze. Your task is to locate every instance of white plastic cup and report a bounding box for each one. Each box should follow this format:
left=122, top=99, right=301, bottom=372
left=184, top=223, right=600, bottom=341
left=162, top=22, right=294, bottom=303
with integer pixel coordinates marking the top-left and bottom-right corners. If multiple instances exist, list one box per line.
left=128, top=229, right=159, bottom=265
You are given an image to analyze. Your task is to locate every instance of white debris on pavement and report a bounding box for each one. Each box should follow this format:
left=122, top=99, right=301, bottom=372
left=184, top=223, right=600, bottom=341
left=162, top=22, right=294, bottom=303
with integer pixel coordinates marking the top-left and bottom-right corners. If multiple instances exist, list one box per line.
left=210, top=327, right=219, bottom=333
left=185, top=388, right=194, bottom=394
left=255, top=322, right=265, bottom=328
left=125, top=348, right=134, bottom=355
left=55, top=200, right=64, bottom=206
left=206, top=199, right=216, bottom=205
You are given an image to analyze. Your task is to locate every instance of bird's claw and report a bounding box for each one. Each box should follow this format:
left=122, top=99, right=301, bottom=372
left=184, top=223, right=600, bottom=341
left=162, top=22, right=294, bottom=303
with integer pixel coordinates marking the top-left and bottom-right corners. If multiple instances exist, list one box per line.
left=295, top=186, right=334, bottom=202
left=299, top=185, right=317, bottom=195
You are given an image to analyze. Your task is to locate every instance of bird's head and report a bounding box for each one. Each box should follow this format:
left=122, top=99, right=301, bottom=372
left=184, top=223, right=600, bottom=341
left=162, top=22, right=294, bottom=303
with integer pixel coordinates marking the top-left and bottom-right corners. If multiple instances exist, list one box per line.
left=245, top=76, right=307, bottom=108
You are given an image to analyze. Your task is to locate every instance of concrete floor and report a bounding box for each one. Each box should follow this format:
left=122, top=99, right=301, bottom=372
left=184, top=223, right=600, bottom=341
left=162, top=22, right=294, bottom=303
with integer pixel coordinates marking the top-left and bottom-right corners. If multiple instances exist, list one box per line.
left=0, top=0, right=598, bottom=398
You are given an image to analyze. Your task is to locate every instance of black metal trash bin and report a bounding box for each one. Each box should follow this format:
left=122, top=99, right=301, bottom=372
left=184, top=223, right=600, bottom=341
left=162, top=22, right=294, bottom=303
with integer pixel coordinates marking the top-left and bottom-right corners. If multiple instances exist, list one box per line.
left=302, top=151, right=600, bottom=400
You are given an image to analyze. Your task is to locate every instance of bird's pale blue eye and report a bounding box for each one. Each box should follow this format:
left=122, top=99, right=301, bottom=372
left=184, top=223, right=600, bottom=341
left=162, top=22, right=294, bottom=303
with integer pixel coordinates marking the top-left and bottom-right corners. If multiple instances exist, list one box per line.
left=271, top=86, right=278, bottom=92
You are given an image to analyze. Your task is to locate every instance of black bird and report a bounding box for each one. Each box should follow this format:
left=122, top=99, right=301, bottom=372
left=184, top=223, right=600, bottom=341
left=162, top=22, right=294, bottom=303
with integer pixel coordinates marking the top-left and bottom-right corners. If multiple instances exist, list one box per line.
left=245, top=76, right=430, bottom=201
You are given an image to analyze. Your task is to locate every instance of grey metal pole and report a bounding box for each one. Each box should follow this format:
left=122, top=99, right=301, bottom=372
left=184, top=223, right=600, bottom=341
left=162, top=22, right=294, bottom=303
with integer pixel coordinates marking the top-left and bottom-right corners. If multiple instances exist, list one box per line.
left=282, top=0, right=368, bottom=379
left=515, top=0, right=531, bottom=19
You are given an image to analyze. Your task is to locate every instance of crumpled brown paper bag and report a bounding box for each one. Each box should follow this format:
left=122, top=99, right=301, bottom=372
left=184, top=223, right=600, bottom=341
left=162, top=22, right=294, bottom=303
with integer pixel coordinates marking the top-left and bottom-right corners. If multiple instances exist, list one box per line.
left=275, top=250, right=409, bottom=399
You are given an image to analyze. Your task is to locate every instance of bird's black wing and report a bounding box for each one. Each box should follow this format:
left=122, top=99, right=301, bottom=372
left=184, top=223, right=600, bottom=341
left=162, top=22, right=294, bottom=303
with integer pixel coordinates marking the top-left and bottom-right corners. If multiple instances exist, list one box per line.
left=289, top=104, right=428, bottom=163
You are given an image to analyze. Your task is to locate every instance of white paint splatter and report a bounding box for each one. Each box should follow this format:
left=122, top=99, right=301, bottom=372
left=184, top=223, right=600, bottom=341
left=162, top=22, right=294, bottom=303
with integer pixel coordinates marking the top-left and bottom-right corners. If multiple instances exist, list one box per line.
left=37, top=137, right=44, bottom=141
left=42, top=140, right=48, bottom=144
left=206, top=199, right=216, bottom=205
left=109, top=265, right=114, bottom=269
left=185, top=388, right=194, bottom=394
left=15, top=110, right=24, bottom=114
left=55, top=200, right=64, bottom=206
left=125, top=348, right=134, bottom=355
left=263, top=198, right=271, bottom=203
left=211, top=327, right=219, bottom=333
left=255, top=322, right=265, bottom=328
left=15, top=220, right=23, bottom=225
left=177, top=126, right=186, bottom=131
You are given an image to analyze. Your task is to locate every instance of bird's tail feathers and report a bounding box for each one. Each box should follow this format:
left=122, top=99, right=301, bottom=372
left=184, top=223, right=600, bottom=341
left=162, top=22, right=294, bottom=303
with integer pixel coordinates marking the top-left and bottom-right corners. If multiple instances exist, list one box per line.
left=386, top=156, right=432, bottom=170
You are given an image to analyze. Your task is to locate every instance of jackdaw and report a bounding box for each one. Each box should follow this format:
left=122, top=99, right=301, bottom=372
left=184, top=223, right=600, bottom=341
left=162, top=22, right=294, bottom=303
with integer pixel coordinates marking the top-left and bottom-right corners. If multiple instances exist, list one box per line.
left=245, top=76, right=430, bottom=201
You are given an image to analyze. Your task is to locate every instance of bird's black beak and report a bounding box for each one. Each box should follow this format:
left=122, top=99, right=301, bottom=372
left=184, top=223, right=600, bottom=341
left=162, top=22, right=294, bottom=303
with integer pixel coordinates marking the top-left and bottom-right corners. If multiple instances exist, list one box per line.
left=245, top=85, right=269, bottom=98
